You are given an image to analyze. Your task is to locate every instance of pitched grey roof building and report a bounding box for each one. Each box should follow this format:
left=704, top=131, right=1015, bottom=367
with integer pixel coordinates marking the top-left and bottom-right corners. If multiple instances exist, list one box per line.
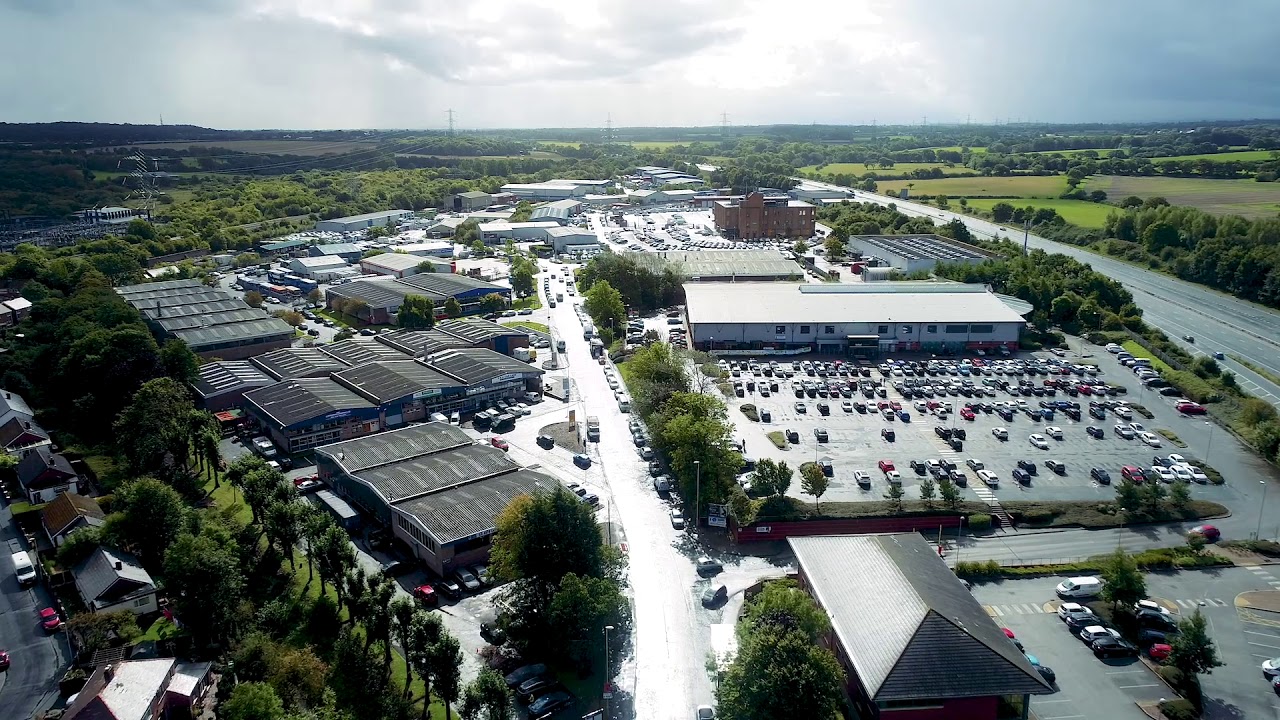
left=73, top=547, right=157, bottom=612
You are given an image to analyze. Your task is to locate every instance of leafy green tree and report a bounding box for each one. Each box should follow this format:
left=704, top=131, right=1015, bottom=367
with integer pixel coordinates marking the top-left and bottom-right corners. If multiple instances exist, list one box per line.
left=470, top=239, right=487, bottom=257
left=1099, top=548, right=1146, bottom=611
left=66, top=610, right=141, bottom=657
left=1141, top=480, right=1167, bottom=517
left=479, top=293, right=506, bottom=314
left=1169, top=609, right=1223, bottom=677
left=750, top=458, right=792, bottom=497
left=511, top=264, right=535, bottom=297
left=164, top=527, right=245, bottom=647
left=432, top=631, right=464, bottom=720
left=739, top=580, right=830, bottom=642
left=307, top=288, right=324, bottom=305
left=159, top=339, right=199, bottom=382
left=223, top=682, right=285, bottom=720
left=823, top=235, right=845, bottom=258
left=918, top=475, right=936, bottom=508
left=314, top=525, right=355, bottom=608
left=266, top=647, right=329, bottom=710
left=1169, top=481, right=1192, bottom=511
left=398, top=294, right=437, bottom=329
left=264, top=499, right=306, bottom=570
left=105, top=477, right=189, bottom=566
left=490, top=489, right=608, bottom=595
left=1115, top=478, right=1143, bottom=518
left=883, top=482, right=905, bottom=513
left=390, top=598, right=418, bottom=696
left=716, top=623, right=845, bottom=720
left=546, top=571, right=630, bottom=671
left=245, top=290, right=265, bottom=308
left=990, top=202, right=1015, bottom=222
left=799, top=463, right=829, bottom=512
left=444, top=297, right=464, bottom=318
left=459, top=670, right=513, bottom=720
left=651, top=393, right=741, bottom=516
left=938, top=476, right=961, bottom=510
left=56, top=526, right=103, bottom=567
left=113, top=377, right=196, bottom=476
left=416, top=261, right=438, bottom=273
left=409, top=611, right=443, bottom=718
left=583, top=280, right=626, bottom=339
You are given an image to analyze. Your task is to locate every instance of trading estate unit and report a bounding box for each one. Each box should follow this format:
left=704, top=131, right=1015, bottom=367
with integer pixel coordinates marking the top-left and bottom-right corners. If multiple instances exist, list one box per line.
left=846, top=234, right=996, bottom=274
left=308, top=243, right=364, bottom=263
left=790, top=534, right=1051, bottom=720
left=251, top=347, right=353, bottom=381
left=453, top=191, right=493, bottom=212
left=683, top=282, right=1028, bottom=355
left=394, top=241, right=455, bottom=258
left=499, top=183, right=588, bottom=201
left=289, top=255, right=351, bottom=279
left=192, top=360, right=275, bottom=412
left=325, top=272, right=508, bottom=325
left=712, top=192, right=816, bottom=239
left=315, top=423, right=555, bottom=575
left=319, top=336, right=415, bottom=366
left=259, top=238, right=312, bottom=255
left=789, top=184, right=852, bottom=202
left=315, top=209, right=414, bottom=233
left=546, top=226, right=600, bottom=254
left=633, top=166, right=705, bottom=186
left=360, top=252, right=450, bottom=278
left=529, top=199, right=584, bottom=225
left=631, top=249, right=804, bottom=282
left=117, top=279, right=294, bottom=360
left=243, top=348, right=543, bottom=452
left=477, top=221, right=560, bottom=243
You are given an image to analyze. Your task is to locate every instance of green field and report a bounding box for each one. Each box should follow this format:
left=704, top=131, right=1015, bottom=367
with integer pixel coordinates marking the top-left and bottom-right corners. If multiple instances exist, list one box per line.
left=921, top=145, right=987, bottom=154
left=801, top=162, right=974, bottom=177
left=1028, top=148, right=1117, bottom=157
left=1153, top=149, right=1279, bottom=163
left=965, top=198, right=1114, bottom=228
left=876, top=175, right=1070, bottom=197
left=1088, top=175, right=1280, bottom=218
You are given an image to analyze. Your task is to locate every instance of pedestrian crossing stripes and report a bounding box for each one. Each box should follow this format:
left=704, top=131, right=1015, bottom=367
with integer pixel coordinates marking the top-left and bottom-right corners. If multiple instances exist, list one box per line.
left=1170, top=598, right=1229, bottom=608
left=970, top=485, right=1000, bottom=504
left=985, top=603, right=1051, bottom=617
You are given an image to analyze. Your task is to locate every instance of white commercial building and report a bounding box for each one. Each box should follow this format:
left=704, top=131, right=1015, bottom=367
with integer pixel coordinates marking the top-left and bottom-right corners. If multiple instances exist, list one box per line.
left=396, top=241, right=455, bottom=258
left=499, top=183, right=588, bottom=201
left=683, top=282, right=1028, bottom=356
left=290, top=255, right=351, bottom=279
left=478, top=221, right=559, bottom=242
left=546, top=226, right=599, bottom=254
left=361, top=253, right=450, bottom=278
left=316, top=210, right=415, bottom=233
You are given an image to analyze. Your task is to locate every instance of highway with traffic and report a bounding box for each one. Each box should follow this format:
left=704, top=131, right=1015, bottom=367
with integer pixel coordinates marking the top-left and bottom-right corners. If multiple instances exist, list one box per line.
left=802, top=179, right=1280, bottom=407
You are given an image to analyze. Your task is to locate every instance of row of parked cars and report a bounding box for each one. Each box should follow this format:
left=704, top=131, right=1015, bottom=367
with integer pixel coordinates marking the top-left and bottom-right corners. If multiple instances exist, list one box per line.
left=1056, top=577, right=1182, bottom=662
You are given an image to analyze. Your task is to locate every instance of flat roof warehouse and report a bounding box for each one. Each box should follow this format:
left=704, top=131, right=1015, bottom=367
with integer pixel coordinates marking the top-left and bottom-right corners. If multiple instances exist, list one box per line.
left=683, top=283, right=1029, bottom=325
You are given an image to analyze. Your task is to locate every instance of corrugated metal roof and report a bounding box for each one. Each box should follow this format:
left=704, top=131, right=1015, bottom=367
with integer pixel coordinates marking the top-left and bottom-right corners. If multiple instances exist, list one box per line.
left=319, top=337, right=413, bottom=366
left=312, top=243, right=363, bottom=256
left=193, top=360, right=274, bottom=398
left=116, top=278, right=204, bottom=296
left=333, top=360, right=461, bottom=404
left=363, top=253, right=427, bottom=272
left=155, top=307, right=264, bottom=331
left=316, top=422, right=472, bottom=474
left=633, top=250, right=802, bottom=279
left=326, top=279, right=413, bottom=308
left=362, top=443, right=517, bottom=503
left=245, top=377, right=376, bottom=428
left=251, top=348, right=351, bottom=380
left=789, top=534, right=1051, bottom=701
left=424, top=347, right=542, bottom=385
left=172, top=317, right=295, bottom=350
left=377, top=329, right=470, bottom=357
left=683, top=283, right=1028, bottom=325
left=394, top=468, right=554, bottom=544
left=397, top=272, right=506, bottom=298
left=436, top=317, right=522, bottom=344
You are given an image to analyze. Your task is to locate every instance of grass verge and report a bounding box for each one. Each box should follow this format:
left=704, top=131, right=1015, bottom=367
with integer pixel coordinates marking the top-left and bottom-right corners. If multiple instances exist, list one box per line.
left=957, top=546, right=1231, bottom=580
left=503, top=320, right=549, bottom=335
left=315, top=308, right=358, bottom=328
left=1157, top=429, right=1188, bottom=448
left=739, top=404, right=759, bottom=422
left=1128, top=403, right=1155, bottom=419
left=513, top=295, right=543, bottom=311
left=766, top=431, right=787, bottom=449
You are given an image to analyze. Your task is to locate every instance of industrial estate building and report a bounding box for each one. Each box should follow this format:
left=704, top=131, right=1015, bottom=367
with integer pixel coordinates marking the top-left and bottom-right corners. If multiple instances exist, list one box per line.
left=546, top=226, right=600, bottom=254
left=453, top=191, right=493, bottom=212
left=192, top=361, right=275, bottom=412
left=712, top=192, right=816, bottom=239
left=500, top=183, right=586, bottom=201
left=477, top=221, right=561, bottom=243
left=634, top=166, right=705, bottom=186
left=846, top=234, right=996, bottom=274
left=324, top=273, right=509, bottom=325
left=360, top=253, right=451, bottom=278
left=529, top=199, right=584, bottom=224
left=682, top=282, right=1029, bottom=355
left=790, top=534, right=1051, bottom=720
left=308, top=243, right=364, bottom=263
left=789, top=184, right=851, bottom=203
left=289, top=255, right=352, bottom=280
left=244, top=347, right=542, bottom=452
left=316, top=423, right=555, bottom=575
left=630, top=249, right=804, bottom=282
left=316, top=210, right=415, bottom=233
left=117, top=279, right=295, bottom=360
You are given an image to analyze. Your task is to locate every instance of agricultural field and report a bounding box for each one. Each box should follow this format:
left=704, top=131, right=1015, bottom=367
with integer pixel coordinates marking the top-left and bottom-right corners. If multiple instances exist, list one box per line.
left=965, top=197, right=1114, bottom=228
left=1027, top=148, right=1117, bottom=157
left=921, top=145, right=987, bottom=154
left=800, top=162, right=974, bottom=177
left=1152, top=149, right=1279, bottom=163
left=1088, top=175, right=1280, bottom=218
left=875, top=174, right=1070, bottom=197
left=107, top=139, right=380, bottom=156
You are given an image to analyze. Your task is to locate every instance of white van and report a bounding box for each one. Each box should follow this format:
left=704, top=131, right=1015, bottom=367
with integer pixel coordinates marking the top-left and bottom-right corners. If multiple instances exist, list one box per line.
left=11, top=550, right=36, bottom=587
left=1055, top=576, right=1103, bottom=599
left=449, top=412, right=461, bottom=426
left=429, top=413, right=449, bottom=424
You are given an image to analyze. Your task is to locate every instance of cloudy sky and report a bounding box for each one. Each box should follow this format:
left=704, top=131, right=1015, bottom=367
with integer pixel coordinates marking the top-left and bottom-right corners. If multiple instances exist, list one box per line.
left=3, top=0, right=1277, bottom=130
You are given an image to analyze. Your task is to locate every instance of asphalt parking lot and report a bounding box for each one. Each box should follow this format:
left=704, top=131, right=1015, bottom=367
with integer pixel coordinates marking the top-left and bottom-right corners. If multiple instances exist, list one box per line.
left=973, top=567, right=1280, bottom=720
left=723, top=347, right=1234, bottom=508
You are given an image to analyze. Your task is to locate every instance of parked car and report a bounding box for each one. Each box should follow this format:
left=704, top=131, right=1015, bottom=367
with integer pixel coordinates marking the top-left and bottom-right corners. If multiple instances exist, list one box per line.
left=670, top=509, right=685, bottom=529
left=701, top=585, right=728, bottom=607
left=528, top=690, right=574, bottom=717
left=1092, top=635, right=1139, bottom=658
left=1189, top=524, right=1221, bottom=542
left=504, top=664, right=548, bottom=689
left=454, top=568, right=481, bottom=591
left=696, top=557, right=724, bottom=576
left=1045, top=459, right=1066, bottom=475
left=881, top=428, right=896, bottom=441
left=517, top=677, right=563, bottom=703
left=40, top=608, right=62, bottom=632
left=573, top=453, right=592, bottom=469
left=1029, top=433, right=1049, bottom=449
left=490, top=436, right=510, bottom=451
left=1090, top=467, right=1112, bottom=485
left=1079, top=625, right=1121, bottom=644
left=1086, top=425, right=1105, bottom=439
left=1057, top=576, right=1103, bottom=598
left=437, top=577, right=462, bottom=599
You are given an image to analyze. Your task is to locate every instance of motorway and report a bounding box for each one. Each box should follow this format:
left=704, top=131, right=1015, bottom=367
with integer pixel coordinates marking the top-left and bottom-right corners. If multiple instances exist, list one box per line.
left=803, top=180, right=1280, bottom=407
left=0, top=501, right=71, bottom=720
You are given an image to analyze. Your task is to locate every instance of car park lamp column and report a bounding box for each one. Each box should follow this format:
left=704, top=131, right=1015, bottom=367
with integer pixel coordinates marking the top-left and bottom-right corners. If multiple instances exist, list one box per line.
left=604, top=624, right=615, bottom=716
left=1260, top=480, right=1269, bottom=541
left=1205, top=421, right=1215, bottom=464
left=694, top=460, right=701, bottom=528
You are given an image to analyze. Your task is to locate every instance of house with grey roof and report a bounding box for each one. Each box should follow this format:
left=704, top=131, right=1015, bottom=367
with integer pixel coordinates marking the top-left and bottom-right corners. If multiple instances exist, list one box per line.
left=789, top=534, right=1052, bottom=720
left=16, top=446, right=79, bottom=504
left=315, top=422, right=554, bottom=575
left=64, top=658, right=213, bottom=720
left=73, top=547, right=158, bottom=615
left=0, top=388, right=50, bottom=453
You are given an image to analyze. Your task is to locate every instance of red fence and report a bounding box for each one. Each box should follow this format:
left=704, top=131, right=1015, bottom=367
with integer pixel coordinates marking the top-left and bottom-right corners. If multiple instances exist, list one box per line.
left=732, top=515, right=963, bottom=543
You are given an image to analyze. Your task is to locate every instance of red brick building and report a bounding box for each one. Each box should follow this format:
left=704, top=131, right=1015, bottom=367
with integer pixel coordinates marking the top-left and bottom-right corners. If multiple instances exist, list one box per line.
left=712, top=192, right=816, bottom=239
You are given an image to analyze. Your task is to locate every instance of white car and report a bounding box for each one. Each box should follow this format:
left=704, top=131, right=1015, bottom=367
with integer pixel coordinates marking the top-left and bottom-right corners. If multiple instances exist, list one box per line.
left=1113, top=405, right=1133, bottom=419
left=1029, top=434, right=1049, bottom=450
left=1150, top=466, right=1176, bottom=483
left=1138, top=431, right=1162, bottom=447
left=1168, top=453, right=1187, bottom=465
left=841, top=401, right=854, bottom=413
left=1128, top=422, right=1146, bottom=432
left=1057, top=602, right=1095, bottom=622
left=1187, top=466, right=1209, bottom=483
left=1170, top=465, right=1193, bottom=482
left=992, top=427, right=1009, bottom=440
left=1114, top=424, right=1136, bottom=439
left=1135, top=599, right=1170, bottom=615
left=1264, top=657, right=1280, bottom=680
left=1079, top=625, right=1122, bottom=644
left=885, top=470, right=902, bottom=483
left=966, top=458, right=985, bottom=471
left=977, top=469, right=999, bottom=487
left=1106, top=343, right=1123, bottom=354
left=1045, top=426, right=1064, bottom=439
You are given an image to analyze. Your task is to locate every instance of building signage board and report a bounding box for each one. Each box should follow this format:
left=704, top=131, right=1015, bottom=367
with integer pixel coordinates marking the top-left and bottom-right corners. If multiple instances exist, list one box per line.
left=324, top=409, right=353, bottom=421
left=413, top=388, right=442, bottom=401
left=489, top=373, right=522, bottom=385
left=708, top=503, right=728, bottom=528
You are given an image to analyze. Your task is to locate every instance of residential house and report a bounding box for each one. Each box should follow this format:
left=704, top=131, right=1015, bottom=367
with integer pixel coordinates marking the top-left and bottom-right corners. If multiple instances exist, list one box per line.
left=41, top=493, right=106, bottom=547
left=16, top=446, right=79, bottom=504
left=64, top=658, right=213, bottom=720
left=73, top=547, right=159, bottom=615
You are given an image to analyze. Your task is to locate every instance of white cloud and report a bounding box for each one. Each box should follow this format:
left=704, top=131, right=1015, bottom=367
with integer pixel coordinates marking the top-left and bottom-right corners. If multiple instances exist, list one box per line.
left=0, top=0, right=1277, bottom=129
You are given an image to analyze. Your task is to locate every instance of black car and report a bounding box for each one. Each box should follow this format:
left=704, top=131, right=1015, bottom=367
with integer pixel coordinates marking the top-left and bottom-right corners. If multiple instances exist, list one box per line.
left=1086, top=425, right=1105, bottom=439
left=702, top=585, right=728, bottom=607
left=1013, top=468, right=1030, bottom=485
left=536, top=434, right=556, bottom=449
left=949, top=469, right=967, bottom=486
left=1137, top=609, right=1178, bottom=632
left=1091, top=635, right=1138, bottom=659
left=504, top=663, right=548, bottom=689
left=437, top=577, right=462, bottom=599
left=1064, top=613, right=1099, bottom=633
left=882, top=428, right=896, bottom=442
left=528, top=690, right=574, bottom=718
left=948, top=437, right=963, bottom=452
left=1017, top=459, right=1038, bottom=476
left=517, top=677, right=563, bottom=703
left=935, top=426, right=952, bottom=439
left=1090, top=468, right=1112, bottom=484
left=910, top=460, right=927, bottom=475
left=952, top=427, right=967, bottom=441
left=1036, top=665, right=1056, bottom=685
left=1045, top=460, right=1066, bottom=475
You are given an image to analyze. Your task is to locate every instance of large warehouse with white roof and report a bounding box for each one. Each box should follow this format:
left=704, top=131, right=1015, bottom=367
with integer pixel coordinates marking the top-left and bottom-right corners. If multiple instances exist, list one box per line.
left=682, top=282, right=1029, bottom=355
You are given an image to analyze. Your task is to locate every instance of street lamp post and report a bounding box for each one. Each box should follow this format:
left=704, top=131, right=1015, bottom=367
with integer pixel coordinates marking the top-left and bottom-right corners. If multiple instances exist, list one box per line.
left=694, top=460, right=702, bottom=529
left=1259, top=480, right=1269, bottom=541
left=1205, top=421, right=1215, bottom=464
left=603, top=624, right=615, bottom=718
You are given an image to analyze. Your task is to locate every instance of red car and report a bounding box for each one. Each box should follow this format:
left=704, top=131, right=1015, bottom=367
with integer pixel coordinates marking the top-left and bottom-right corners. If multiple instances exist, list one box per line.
left=0, top=649, right=10, bottom=670
left=1121, top=465, right=1145, bottom=483
left=1077, top=385, right=1093, bottom=395
left=1189, top=525, right=1221, bottom=542
left=1149, top=643, right=1172, bottom=661
left=878, top=459, right=896, bottom=473
left=490, top=437, right=510, bottom=451
left=1176, top=401, right=1206, bottom=415
left=293, top=474, right=318, bottom=486
left=40, top=608, right=62, bottom=632
left=412, top=585, right=438, bottom=606
left=889, top=401, right=902, bottom=411
left=960, top=408, right=976, bottom=421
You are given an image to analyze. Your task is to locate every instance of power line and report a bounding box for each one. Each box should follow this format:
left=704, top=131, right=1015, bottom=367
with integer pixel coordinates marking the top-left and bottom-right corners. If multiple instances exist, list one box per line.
left=447, top=109, right=456, bottom=135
